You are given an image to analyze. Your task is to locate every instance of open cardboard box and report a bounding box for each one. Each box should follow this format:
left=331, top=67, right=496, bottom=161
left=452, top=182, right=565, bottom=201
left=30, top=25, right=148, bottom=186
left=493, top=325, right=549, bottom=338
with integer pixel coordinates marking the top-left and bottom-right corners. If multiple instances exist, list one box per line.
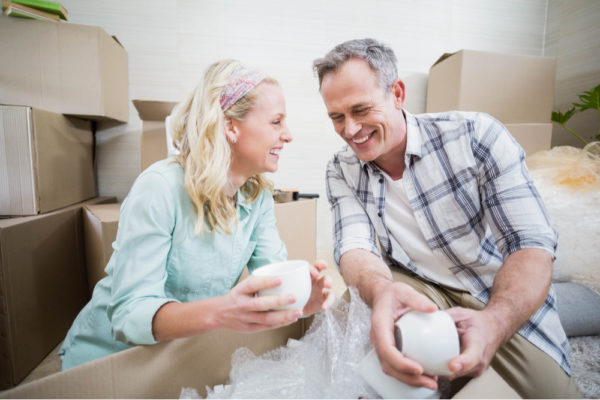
left=132, top=100, right=178, bottom=170
left=0, top=16, right=128, bottom=123
left=426, top=49, right=556, bottom=124
left=0, top=197, right=116, bottom=389
left=0, top=195, right=519, bottom=398
left=0, top=321, right=308, bottom=398
left=81, top=199, right=318, bottom=294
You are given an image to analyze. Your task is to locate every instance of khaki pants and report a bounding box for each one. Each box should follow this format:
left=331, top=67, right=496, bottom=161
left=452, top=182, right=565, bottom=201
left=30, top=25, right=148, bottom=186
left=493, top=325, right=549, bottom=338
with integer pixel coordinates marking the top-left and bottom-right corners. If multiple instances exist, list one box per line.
left=388, top=267, right=582, bottom=399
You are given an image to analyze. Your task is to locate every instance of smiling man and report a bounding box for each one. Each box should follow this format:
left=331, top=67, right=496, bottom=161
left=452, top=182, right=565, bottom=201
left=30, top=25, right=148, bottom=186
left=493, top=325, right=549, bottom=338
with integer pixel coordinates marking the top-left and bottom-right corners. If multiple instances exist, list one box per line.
left=313, top=38, right=581, bottom=398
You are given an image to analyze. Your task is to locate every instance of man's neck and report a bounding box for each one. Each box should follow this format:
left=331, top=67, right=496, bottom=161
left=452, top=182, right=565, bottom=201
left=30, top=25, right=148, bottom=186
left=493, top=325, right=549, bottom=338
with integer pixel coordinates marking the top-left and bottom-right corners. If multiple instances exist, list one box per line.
left=373, top=116, right=408, bottom=180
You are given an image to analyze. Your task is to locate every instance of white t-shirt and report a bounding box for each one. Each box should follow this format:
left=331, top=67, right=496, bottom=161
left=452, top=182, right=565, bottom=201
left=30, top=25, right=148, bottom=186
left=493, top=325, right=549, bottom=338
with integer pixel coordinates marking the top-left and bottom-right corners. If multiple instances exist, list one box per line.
left=382, top=171, right=466, bottom=291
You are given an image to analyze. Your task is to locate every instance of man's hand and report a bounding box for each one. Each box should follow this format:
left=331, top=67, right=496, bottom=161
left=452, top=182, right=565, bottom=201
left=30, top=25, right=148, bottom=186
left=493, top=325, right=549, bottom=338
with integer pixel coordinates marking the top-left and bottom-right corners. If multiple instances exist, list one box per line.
left=445, top=307, right=506, bottom=379
left=370, top=280, right=440, bottom=389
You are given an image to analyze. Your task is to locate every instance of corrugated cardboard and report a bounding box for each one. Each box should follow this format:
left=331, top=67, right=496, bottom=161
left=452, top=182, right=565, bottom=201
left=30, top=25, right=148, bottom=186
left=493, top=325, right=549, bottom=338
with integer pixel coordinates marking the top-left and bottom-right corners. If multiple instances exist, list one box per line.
left=0, top=16, right=128, bottom=123
left=0, top=105, right=96, bottom=216
left=274, top=199, right=317, bottom=262
left=82, top=204, right=120, bottom=294
left=82, top=199, right=317, bottom=292
left=0, top=320, right=308, bottom=398
left=426, top=50, right=556, bottom=123
left=132, top=100, right=178, bottom=170
left=0, top=197, right=116, bottom=389
left=505, top=123, right=553, bottom=155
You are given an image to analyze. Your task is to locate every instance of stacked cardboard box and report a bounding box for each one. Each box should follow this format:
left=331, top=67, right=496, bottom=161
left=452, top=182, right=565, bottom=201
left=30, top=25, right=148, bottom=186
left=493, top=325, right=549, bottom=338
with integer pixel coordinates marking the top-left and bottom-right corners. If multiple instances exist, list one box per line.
left=81, top=199, right=317, bottom=297
left=0, top=15, right=128, bottom=389
left=132, top=100, right=178, bottom=170
left=426, top=49, right=556, bottom=154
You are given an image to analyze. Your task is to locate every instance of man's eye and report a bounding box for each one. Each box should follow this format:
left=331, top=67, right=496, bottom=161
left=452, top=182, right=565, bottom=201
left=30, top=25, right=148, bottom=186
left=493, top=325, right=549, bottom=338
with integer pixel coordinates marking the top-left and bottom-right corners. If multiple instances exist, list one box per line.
left=331, top=115, right=344, bottom=122
left=355, top=108, right=369, bottom=115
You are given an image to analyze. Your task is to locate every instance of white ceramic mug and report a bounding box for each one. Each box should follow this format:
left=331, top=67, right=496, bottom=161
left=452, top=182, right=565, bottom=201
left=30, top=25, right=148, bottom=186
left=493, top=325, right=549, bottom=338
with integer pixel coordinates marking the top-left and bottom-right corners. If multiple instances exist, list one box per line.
left=252, top=259, right=311, bottom=311
left=358, top=348, right=440, bottom=399
left=394, top=310, right=460, bottom=376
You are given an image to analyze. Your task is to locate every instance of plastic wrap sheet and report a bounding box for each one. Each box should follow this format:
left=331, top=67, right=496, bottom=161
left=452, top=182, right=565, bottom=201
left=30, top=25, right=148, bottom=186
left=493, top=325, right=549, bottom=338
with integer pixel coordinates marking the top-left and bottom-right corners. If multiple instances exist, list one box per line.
left=181, top=287, right=378, bottom=399
left=527, top=143, right=600, bottom=292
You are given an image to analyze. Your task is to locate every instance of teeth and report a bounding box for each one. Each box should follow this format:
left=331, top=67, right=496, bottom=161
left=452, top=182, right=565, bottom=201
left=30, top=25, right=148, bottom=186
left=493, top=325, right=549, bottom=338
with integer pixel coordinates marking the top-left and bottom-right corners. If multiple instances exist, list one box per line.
left=269, top=149, right=281, bottom=155
left=352, top=133, right=371, bottom=144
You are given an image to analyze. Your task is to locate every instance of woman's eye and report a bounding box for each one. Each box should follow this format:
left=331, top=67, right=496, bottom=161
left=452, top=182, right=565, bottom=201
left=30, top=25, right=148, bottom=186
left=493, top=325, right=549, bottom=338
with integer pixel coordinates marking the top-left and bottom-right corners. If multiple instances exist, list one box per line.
left=272, top=120, right=281, bottom=125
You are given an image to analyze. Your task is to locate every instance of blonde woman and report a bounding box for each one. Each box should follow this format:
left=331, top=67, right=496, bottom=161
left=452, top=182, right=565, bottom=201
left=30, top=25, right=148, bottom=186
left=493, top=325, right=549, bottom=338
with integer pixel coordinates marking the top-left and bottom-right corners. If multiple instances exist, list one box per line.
left=59, top=60, right=335, bottom=370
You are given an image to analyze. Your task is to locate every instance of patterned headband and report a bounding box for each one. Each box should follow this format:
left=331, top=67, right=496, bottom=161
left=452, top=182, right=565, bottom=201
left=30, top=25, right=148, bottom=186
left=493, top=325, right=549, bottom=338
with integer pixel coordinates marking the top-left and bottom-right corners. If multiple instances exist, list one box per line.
left=219, top=64, right=266, bottom=111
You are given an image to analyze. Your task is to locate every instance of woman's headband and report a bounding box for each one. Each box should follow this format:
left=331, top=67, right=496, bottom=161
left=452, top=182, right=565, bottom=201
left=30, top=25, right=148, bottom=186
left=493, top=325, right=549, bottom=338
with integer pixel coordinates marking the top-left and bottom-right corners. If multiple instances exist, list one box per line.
left=219, top=64, right=266, bottom=112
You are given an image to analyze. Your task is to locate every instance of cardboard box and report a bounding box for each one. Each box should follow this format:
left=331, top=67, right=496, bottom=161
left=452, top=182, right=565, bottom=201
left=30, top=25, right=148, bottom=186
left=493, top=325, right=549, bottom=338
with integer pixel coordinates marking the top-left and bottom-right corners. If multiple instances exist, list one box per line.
left=0, top=321, right=308, bottom=398
left=132, top=100, right=178, bottom=170
left=81, top=199, right=318, bottom=292
left=0, top=16, right=128, bottom=123
left=426, top=50, right=556, bottom=123
left=505, top=123, right=553, bottom=155
left=82, top=204, right=120, bottom=294
left=0, top=197, right=116, bottom=389
left=0, top=106, right=96, bottom=216
left=0, top=313, right=518, bottom=398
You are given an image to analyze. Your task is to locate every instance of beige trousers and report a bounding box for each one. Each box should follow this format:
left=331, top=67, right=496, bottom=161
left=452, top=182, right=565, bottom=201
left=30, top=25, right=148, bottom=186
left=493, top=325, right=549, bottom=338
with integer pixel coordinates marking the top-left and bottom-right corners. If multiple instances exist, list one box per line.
left=387, top=267, right=582, bottom=398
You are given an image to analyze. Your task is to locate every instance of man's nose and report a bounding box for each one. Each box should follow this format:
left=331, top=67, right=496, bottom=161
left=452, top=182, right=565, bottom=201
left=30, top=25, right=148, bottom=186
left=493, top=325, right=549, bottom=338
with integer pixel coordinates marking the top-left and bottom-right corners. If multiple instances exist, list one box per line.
left=344, top=118, right=361, bottom=138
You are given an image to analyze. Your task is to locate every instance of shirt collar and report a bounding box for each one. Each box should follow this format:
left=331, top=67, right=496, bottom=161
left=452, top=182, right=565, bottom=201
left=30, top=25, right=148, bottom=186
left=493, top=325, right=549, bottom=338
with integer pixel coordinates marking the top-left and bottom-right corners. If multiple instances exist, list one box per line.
left=236, top=189, right=252, bottom=219
left=359, top=109, right=423, bottom=175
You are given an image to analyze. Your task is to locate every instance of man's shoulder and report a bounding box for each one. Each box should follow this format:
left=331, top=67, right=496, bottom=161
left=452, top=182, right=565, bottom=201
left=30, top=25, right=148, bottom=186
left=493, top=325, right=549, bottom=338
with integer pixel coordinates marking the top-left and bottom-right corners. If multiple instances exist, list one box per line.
left=413, top=110, right=495, bottom=125
left=329, top=144, right=361, bottom=167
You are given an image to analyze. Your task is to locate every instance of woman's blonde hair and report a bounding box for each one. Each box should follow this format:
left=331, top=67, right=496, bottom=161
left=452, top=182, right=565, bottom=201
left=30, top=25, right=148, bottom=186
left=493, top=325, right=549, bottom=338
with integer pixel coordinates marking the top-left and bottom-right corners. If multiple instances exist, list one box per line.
left=169, top=60, right=276, bottom=234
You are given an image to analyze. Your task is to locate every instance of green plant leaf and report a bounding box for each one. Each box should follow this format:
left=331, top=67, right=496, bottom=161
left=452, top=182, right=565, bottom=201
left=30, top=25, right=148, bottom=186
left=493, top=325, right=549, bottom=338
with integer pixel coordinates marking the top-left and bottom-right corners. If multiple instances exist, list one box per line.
left=574, top=84, right=600, bottom=113
left=551, top=107, right=576, bottom=124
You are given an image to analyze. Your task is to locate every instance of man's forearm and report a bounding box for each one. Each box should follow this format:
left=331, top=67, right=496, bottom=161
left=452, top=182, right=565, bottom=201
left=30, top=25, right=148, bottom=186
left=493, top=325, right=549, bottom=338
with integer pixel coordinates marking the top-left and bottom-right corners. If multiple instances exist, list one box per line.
left=485, top=248, right=553, bottom=343
left=339, top=248, right=394, bottom=306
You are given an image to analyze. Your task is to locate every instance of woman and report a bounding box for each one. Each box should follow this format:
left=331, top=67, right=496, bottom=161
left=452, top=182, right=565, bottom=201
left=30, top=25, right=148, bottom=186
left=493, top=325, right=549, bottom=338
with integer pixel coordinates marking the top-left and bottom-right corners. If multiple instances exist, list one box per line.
left=59, top=60, right=335, bottom=370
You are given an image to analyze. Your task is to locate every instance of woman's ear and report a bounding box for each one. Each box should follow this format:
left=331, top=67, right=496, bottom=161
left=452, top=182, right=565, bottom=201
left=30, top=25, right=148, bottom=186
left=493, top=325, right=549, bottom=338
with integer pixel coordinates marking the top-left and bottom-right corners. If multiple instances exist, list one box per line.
left=224, top=117, right=239, bottom=144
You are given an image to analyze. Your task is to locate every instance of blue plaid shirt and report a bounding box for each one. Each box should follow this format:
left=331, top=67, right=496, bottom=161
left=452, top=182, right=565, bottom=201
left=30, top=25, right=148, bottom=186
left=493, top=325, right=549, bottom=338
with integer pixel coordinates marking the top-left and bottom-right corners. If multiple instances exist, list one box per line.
left=326, top=110, right=571, bottom=374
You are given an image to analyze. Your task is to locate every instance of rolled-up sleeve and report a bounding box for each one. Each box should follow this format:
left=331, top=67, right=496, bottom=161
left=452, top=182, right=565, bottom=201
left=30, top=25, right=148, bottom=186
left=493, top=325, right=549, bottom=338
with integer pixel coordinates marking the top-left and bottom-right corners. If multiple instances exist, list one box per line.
left=475, top=114, right=558, bottom=259
left=326, top=156, right=380, bottom=266
left=106, top=171, right=179, bottom=345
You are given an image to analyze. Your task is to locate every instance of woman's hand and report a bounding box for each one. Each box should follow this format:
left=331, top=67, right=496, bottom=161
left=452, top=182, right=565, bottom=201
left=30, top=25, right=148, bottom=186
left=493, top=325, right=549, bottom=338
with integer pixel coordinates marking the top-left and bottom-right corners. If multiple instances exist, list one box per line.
left=215, top=274, right=302, bottom=332
left=302, top=259, right=336, bottom=317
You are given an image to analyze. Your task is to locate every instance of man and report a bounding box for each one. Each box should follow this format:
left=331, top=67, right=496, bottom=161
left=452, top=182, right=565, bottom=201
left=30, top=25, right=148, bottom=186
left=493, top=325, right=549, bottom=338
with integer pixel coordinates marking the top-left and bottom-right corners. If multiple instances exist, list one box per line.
left=313, top=38, right=581, bottom=398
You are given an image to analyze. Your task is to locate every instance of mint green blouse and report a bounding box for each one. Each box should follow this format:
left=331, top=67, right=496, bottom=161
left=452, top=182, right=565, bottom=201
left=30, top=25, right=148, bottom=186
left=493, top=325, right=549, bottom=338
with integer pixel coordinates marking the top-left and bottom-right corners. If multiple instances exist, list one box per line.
left=59, top=158, right=287, bottom=369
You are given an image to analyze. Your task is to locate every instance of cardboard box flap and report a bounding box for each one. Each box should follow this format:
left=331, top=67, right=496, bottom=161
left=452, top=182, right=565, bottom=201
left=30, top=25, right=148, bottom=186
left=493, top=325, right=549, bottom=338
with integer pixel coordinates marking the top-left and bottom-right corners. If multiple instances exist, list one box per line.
left=133, top=100, right=178, bottom=121
left=0, top=321, right=307, bottom=399
left=110, top=35, right=124, bottom=48
left=431, top=51, right=459, bottom=67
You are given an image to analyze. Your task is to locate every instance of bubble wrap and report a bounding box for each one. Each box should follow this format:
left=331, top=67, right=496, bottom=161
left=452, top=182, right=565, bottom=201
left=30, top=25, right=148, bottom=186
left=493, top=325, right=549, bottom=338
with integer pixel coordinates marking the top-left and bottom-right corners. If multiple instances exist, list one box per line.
left=181, top=288, right=379, bottom=399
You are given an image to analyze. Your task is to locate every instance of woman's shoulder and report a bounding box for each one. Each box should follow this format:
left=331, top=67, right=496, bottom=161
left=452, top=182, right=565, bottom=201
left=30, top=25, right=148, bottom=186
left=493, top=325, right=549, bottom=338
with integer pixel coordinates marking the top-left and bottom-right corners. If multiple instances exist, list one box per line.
left=135, top=158, right=184, bottom=189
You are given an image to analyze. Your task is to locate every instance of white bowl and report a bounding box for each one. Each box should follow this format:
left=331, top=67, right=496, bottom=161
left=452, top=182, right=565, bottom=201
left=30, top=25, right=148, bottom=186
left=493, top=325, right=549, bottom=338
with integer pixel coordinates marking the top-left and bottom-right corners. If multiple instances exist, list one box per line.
left=394, top=310, right=460, bottom=376
left=358, top=348, right=440, bottom=399
left=252, top=260, right=311, bottom=310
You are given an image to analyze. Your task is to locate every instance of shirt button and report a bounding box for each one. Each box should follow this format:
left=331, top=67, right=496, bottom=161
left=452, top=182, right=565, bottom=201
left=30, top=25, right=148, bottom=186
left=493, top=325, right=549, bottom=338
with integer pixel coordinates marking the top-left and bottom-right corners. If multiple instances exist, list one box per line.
left=379, top=177, right=384, bottom=183
left=377, top=212, right=382, bottom=217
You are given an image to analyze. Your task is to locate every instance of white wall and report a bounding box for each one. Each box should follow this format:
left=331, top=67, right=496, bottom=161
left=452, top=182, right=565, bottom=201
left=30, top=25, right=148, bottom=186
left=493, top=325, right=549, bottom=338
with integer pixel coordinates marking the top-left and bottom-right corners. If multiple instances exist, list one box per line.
left=59, top=0, right=554, bottom=259
left=545, top=0, right=600, bottom=147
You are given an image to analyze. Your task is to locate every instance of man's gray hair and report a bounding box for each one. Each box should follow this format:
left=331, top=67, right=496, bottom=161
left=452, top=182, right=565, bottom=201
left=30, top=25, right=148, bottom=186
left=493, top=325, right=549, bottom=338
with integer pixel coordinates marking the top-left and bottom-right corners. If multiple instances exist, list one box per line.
left=313, top=38, right=398, bottom=90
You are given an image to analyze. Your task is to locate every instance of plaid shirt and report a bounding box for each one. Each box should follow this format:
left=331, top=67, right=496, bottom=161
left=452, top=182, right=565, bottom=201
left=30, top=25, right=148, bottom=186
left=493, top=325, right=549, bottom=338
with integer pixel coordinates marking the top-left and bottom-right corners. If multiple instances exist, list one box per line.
left=326, top=110, right=571, bottom=374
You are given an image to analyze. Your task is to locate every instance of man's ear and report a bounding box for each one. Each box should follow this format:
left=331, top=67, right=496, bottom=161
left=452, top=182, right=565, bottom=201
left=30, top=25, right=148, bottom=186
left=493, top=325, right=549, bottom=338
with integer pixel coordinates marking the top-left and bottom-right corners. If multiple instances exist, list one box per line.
left=391, top=79, right=406, bottom=110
